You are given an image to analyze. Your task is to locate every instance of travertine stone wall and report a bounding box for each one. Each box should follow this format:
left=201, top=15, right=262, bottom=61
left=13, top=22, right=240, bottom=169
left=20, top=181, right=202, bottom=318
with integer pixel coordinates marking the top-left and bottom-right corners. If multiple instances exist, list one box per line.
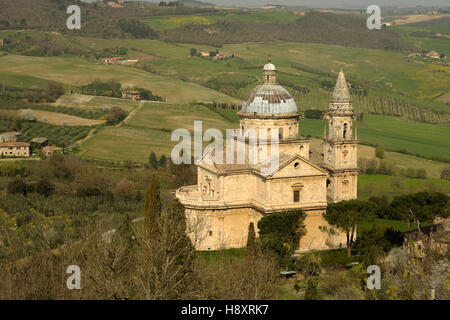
left=185, top=207, right=346, bottom=252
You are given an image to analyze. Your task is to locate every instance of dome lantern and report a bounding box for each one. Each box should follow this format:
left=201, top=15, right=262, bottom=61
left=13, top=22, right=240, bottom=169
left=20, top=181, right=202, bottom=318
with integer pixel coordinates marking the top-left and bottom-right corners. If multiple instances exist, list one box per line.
left=263, top=57, right=277, bottom=84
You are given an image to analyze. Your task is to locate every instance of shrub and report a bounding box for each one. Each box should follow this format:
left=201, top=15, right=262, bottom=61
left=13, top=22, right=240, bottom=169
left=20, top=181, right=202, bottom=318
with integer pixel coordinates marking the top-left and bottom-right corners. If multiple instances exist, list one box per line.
left=321, top=249, right=352, bottom=268
left=375, top=145, right=385, bottom=159
left=296, top=253, right=321, bottom=276
left=304, top=109, right=323, bottom=119
left=304, top=277, right=321, bottom=300
left=440, top=167, right=450, bottom=180
left=7, top=178, right=27, bottom=195
left=16, top=211, right=33, bottom=227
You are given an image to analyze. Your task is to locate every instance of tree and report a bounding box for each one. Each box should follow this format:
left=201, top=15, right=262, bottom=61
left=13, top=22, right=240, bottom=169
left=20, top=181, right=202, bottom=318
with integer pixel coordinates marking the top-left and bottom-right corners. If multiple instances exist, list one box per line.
left=158, top=154, right=167, bottom=167
left=190, top=48, right=197, bottom=56
left=246, top=222, right=257, bottom=259
left=353, top=225, right=403, bottom=265
left=21, top=109, right=37, bottom=121
left=138, top=197, right=196, bottom=299
left=390, top=192, right=449, bottom=252
left=35, top=178, right=55, bottom=197
left=364, top=182, right=375, bottom=197
left=368, top=195, right=390, bottom=219
left=304, top=277, right=321, bottom=300
left=143, top=175, right=162, bottom=241
left=440, top=166, right=450, bottom=180
left=7, top=178, right=27, bottom=195
left=375, top=145, right=384, bottom=159
left=323, top=200, right=376, bottom=257
left=149, top=151, right=158, bottom=170
left=258, top=209, right=306, bottom=266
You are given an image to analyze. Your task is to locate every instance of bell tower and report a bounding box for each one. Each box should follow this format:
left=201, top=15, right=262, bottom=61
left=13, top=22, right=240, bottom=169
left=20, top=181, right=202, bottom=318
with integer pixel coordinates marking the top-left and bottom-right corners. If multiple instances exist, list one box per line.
left=323, top=68, right=358, bottom=202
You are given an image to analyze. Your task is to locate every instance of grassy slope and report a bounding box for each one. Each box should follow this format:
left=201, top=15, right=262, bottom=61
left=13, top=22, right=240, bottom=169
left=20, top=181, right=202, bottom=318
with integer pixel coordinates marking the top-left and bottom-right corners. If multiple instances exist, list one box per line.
left=0, top=54, right=239, bottom=104
left=217, top=42, right=450, bottom=102
left=300, top=115, right=450, bottom=160
left=139, top=10, right=300, bottom=30
left=359, top=174, right=450, bottom=199
left=392, top=25, right=450, bottom=55
left=30, top=110, right=106, bottom=126
left=80, top=102, right=236, bottom=162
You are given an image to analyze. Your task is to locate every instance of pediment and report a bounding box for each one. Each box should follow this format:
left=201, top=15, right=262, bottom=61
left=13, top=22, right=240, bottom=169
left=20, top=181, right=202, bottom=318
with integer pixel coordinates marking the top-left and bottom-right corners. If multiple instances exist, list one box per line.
left=271, top=154, right=328, bottom=178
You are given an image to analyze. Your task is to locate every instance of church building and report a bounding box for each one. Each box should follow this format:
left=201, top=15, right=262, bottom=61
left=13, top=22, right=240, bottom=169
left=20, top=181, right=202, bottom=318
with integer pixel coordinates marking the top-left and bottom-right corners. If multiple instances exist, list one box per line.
left=176, top=60, right=358, bottom=252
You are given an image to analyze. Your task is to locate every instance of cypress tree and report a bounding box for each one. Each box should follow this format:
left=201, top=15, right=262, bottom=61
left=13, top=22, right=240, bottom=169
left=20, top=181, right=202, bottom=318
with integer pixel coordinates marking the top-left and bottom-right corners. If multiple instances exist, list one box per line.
left=143, top=174, right=161, bottom=241
left=149, top=151, right=158, bottom=170
left=246, top=222, right=257, bottom=259
left=159, top=154, right=167, bottom=167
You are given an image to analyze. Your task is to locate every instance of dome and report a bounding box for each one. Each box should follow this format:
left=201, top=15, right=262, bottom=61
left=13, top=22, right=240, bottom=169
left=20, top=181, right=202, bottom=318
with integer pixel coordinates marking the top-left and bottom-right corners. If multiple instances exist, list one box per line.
left=240, top=83, right=298, bottom=115
left=263, top=62, right=276, bottom=71
left=240, top=59, right=298, bottom=115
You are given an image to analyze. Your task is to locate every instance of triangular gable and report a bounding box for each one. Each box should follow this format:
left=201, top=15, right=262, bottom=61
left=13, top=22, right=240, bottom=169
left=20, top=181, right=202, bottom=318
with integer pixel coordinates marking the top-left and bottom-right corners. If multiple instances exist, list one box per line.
left=271, top=154, right=328, bottom=178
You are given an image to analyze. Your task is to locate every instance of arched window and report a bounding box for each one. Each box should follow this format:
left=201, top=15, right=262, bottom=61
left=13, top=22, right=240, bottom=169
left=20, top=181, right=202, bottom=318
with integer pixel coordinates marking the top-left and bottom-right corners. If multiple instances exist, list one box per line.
left=343, top=123, right=347, bottom=139
left=279, top=128, right=283, bottom=140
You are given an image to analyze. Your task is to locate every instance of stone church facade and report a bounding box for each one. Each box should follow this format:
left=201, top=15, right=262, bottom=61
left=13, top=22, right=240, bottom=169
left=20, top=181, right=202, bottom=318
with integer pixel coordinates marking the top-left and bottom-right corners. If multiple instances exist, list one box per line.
left=176, top=60, right=358, bottom=252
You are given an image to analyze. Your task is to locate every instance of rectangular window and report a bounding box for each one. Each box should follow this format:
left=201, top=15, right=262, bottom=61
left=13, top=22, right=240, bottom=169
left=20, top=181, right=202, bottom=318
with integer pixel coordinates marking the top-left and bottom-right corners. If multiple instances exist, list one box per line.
left=293, top=190, right=300, bottom=203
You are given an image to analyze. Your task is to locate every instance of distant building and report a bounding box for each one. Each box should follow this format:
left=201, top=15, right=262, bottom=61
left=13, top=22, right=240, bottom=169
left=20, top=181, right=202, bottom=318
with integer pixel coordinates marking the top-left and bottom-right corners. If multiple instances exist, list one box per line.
left=31, top=137, right=49, bottom=149
left=0, top=142, right=30, bottom=158
left=42, top=146, right=56, bottom=157
left=122, top=90, right=140, bottom=101
left=100, top=57, right=123, bottom=64
left=213, top=52, right=234, bottom=60
left=127, top=58, right=139, bottom=63
left=0, top=39, right=4, bottom=46
left=0, top=131, right=23, bottom=143
left=404, top=218, right=450, bottom=258
left=200, top=51, right=210, bottom=57
left=426, top=50, right=441, bottom=59
left=107, top=1, right=122, bottom=8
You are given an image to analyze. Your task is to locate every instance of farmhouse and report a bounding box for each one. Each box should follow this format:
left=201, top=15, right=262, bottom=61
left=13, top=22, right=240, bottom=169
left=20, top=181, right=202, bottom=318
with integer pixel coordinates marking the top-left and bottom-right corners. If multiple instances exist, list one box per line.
left=42, top=146, right=56, bottom=157
left=122, top=90, right=140, bottom=101
left=0, top=131, right=23, bottom=143
left=426, top=50, right=441, bottom=59
left=31, top=137, right=49, bottom=149
left=176, top=61, right=358, bottom=252
left=0, top=142, right=30, bottom=158
left=404, top=218, right=450, bottom=258
left=100, top=57, right=123, bottom=64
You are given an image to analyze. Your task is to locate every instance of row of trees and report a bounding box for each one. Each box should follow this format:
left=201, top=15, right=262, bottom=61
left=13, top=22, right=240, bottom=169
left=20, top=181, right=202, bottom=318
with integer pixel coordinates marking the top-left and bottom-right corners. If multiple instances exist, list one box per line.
left=293, top=87, right=450, bottom=124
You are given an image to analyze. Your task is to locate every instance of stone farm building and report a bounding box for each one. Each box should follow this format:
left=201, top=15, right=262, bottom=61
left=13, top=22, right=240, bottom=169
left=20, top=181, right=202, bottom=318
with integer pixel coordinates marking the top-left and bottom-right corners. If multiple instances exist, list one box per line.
left=42, top=146, right=56, bottom=157
left=122, top=90, right=140, bottom=101
left=176, top=60, right=358, bottom=252
left=0, top=131, right=23, bottom=143
left=0, top=142, right=30, bottom=158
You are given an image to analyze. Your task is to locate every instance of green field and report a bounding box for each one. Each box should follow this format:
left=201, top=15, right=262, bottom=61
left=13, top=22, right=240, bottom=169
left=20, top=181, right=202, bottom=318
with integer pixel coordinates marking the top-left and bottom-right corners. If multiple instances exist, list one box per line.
left=80, top=102, right=237, bottom=162
left=139, top=10, right=301, bottom=30
left=299, top=115, right=450, bottom=160
left=393, top=25, right=450, bottom=56
left=358, top=174, right=450, bottom=199
left=0, top=55, right=239, bottom=104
